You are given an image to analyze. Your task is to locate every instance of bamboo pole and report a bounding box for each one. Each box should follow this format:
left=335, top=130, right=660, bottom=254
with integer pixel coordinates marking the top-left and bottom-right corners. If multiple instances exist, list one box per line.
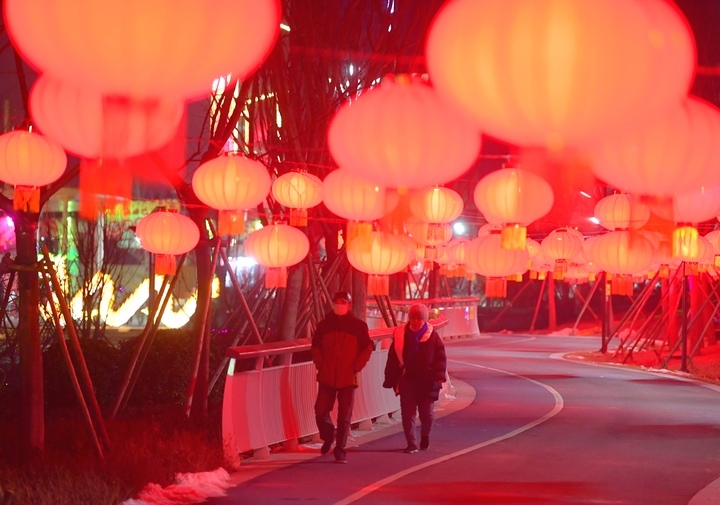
left=571, top=274, right=602, bottom=335
left=529, top=277, right=547, bottom=332
left=41, top=274, right=104, bottom=460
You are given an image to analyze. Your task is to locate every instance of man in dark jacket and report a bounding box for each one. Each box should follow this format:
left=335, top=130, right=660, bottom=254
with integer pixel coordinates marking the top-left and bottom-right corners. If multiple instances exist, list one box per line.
left=383, top=303, right=447, bottom=453
left=312, top=290, right=373, bottom=463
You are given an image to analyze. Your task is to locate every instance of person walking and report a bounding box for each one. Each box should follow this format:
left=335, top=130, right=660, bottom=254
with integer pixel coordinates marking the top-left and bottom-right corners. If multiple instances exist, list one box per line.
left=383, top=303, right=447, bottom=453
left=311, top=290, right=373, bottom=463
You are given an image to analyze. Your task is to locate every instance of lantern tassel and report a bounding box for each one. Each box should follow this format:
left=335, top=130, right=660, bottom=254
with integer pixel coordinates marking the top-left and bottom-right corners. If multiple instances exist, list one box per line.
left=501, top=224, right=527, bottom=250
left=265, top=267, right=288, bottom=288
left=368, top=274, right=389, bottom=296
left=13, top=185, right=40, bottom=213
left=672, top=225, right=698, bottom=259
left=289, top=209, right=308, bottom=227
left=346, top=221, right=373, bottom=251
left=485, top=277, right=507, bottom=298
left=218, top=210, right=245, bottom=237
left=155, top=254, right=177, bottom=276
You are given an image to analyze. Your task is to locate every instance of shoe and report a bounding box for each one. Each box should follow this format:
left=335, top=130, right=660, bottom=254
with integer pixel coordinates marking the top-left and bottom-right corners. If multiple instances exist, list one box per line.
left=320, top=440, right=333, bottom=455
left=334, top=453, right=347, bottom=464
left=403, top=445, right=418, bottom=454
left=420, top=436, right=429, bottom=451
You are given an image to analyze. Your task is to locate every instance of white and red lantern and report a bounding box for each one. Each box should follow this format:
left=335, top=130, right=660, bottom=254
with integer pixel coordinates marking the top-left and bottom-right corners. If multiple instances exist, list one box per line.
left=0, top=129, right=67, bottom=212
left=346, top=231, right=411, bottom=295
left=136, top=208, right=200, bottom=275
left=244, top=223, right=310, bottom=288
left=192, top=153, right=271, bottom=236
left=593, top=194, right=650, bottom=231
left=271, top=171, right=323, bottom=226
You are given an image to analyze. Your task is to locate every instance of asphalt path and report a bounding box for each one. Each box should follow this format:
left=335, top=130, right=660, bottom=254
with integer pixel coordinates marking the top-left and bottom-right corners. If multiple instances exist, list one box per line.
left=209, top=334, right=720, bottom=505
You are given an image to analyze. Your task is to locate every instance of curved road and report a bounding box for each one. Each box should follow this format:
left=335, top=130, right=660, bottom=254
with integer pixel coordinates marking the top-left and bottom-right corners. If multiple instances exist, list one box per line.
left=210, top=334, right=720, bottom=505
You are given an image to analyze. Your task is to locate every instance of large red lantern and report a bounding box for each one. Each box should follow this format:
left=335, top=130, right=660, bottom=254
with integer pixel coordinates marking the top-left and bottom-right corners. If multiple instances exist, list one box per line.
left=541, top=228, right=583, bottom=278
left=136, top=208, right=200, bottom=275
left=467, top=233, right=529, bottom=297
left=346, top=231, right=411, bottom=295
left=426, top=0, right=695, bottom=149
left=5, top=0, right=281, bottom=100
left=244, top=223, right=310, bottom=288
left=271, top=171, right=323, bottom=227
left=591, top=231, right=654, bottom=276
left=30, top=74, right=183, bottom=159
left=473, top=168, right=553, bottom=249
left=593, top=194, right=650, bottom=231
left=328, top=75, right=481, bottom=188
left=591, top=97, right=720, bottom=196
left=191, top=153, right=271, bottom=236
left=322, top=168, right=387, bottom=245
left=0, top=129, right=67, bottom=212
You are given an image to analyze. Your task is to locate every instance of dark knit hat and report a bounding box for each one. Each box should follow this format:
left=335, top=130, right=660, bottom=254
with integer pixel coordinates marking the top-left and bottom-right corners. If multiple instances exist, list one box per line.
left=408, top=303, right=429, bottom=322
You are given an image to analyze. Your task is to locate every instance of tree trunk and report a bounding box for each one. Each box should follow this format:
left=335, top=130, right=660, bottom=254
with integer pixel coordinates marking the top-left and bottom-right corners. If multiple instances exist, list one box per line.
left=16, top=213, right=43, bottom=452
left=278, top=263, right=303, bottom=341
left=547, top=274, right=557, bottom=331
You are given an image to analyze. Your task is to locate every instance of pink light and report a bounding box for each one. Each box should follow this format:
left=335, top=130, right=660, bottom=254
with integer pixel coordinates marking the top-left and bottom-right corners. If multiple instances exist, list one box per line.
left=5, top=217, right=14, bottom=228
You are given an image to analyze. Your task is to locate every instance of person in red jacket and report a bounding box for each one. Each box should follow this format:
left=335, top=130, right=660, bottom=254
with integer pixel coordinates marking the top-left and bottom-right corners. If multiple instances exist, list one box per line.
left=383, top=303, right=447, bottom=453
left=311, top=290, right=373, bottom=463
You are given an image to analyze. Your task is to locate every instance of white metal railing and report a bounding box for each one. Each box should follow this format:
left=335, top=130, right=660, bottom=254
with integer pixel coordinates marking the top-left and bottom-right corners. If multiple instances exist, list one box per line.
left=222, top=297, right=479, bottom=462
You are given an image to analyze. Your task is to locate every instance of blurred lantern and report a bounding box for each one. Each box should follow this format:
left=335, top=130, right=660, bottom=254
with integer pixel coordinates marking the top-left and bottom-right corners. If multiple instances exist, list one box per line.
left=541, top=228, right=583, bottom=278
left=591, top=97, right=720, bottom=196
left=328, top=75, right=481, bottom=189
left=593, top=194, right=650, bottom=231
left=477, top=223, right=503, bottom=237
left=447, top=238, right=471, bottom=277
left=426, top=0, right=695, bottom=150
left=704, top=230, right=720, bottom=267
left=473, top=168, right=553, bottom=249
left=322, top=168, right=387, bottom=246
left=346, top=231, right=411, bottom=295
left=591, top=231, right=654, bottom=276
left=271, top=171, right=322, bottom=226
left=191, top=153, right=271, bottom=236
left=136, top=208, right=200, bottom=275
left=244, top=223, right=310, bottom=288
left=406, top=220, right=453, bottom=260
left=0, top=129, right=66, bottom=212
left=410, top=186, right=463, bottom=244
left=467, top=233, right=529, bottom=297
left=5, top=0, right=281, bottom=101
left=30, top=74, right=183, bottom=159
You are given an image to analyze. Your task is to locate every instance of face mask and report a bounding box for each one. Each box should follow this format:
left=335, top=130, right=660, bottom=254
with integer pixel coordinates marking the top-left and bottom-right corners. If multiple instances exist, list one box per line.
left=408, top=317, right=425, bottom=331
left=333, top=303, right=350, bottom=315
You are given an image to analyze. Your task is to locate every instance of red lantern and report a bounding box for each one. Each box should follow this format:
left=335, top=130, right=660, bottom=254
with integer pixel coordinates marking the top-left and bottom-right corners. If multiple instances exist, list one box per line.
left=426, top=0, right=695, bottom=149
left=322, top=168, right=387, bottom=245
left=467, top=233, right=529, bottom=298
left=192, top=153, right=271, bottom=236
left=271, top=171, right=323, bottom=227
left=704, top=231, right=720, bottom=267
left=328, top=75, right=481, bottom=188
left=346, top=231, right=411, bottom=295
left=136, top=208, right=200, bottom=275
left=0, top=129, right=66, bottom=212
left=594, top=194, right=649, bottom=231
left=591, top=97, right=720, bottom=196
left=591, top=231, right=654, bottom=276
left=410, top=187, right=463, bottom=224
left=30, top=74, right=183, bottom=159
left=244, top=223, right=310, bottom=288
left=473, top=168, right=553, bottom=249
left=6, top=0, right=281, bottom=100
left=541, top=228, right=583, bottom=278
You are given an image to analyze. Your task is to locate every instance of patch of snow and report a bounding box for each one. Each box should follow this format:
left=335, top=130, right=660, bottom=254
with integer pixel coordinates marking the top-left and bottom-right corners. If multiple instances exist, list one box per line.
left=119, top=468, right=232, bottom=505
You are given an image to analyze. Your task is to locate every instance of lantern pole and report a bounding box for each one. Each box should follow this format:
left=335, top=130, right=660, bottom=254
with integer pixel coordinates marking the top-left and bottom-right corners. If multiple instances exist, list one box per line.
left=681, top=262, right=689, bottom=372
left=529, top=277, right=547, bottom=333
left=571, top=277, right=602, bottom=335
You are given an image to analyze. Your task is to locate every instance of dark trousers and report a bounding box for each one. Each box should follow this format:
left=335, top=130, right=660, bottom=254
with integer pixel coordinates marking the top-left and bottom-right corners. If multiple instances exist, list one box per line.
left=314, top=383, right=356, bottom=457
left=399, top=378, right=435, bottom=446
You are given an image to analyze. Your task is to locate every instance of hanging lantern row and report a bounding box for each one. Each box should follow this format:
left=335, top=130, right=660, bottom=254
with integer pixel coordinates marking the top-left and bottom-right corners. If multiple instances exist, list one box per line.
left=136, top=208, right=200, bottom=276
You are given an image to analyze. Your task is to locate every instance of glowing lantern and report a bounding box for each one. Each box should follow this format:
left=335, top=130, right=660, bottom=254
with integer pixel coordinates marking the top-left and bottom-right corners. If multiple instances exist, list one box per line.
left=410, top=186, right=463, bottom=246
left=322, top=168, right=387, bottom=245
left=467, top=233, right=529, bottom=297
left=541, top=228, right=583, bottom=278
left=426, top=0, right=695, bottom=149
left=594, top=194, right=650, bottom=231
left=245, top=223, right=310, bottom=288
left=346, top=231, right=411, bottom=295
left=328, top=75, right=481, bottom=189
left=136, top=208, right=200, bottom=275
left=477, top=223, right=503, bottom=237
left=591, top=231, right=654, bottom=276
left=0, top=129, right=66, bottom=212
left=473, top=168, right=553, bottom=249
left=447, top=238, right=471, bottom=277
left=5, top=0, right=281, bottom=101
left=591, top=97, right=720, bottom=197
left=191, top=153, right=271, bottom=236
left=406, top=221, right=453, bottom=260
left=30, top=74, right=183, bottom=159
left=271, top=171, right=322, bottom=226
